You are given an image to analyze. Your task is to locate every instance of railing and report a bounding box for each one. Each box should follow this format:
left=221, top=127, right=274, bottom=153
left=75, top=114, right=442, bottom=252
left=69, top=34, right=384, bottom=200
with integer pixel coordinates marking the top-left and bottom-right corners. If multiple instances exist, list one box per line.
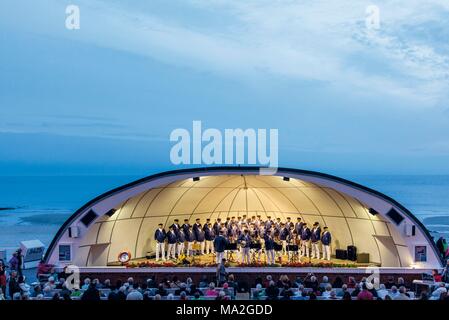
left=249, top=287, right=418, bottom=300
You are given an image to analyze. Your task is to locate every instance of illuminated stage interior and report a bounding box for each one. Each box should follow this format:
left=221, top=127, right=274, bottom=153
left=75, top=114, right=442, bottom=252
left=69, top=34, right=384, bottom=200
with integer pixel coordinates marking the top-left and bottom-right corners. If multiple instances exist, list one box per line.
left=108, top=252, right=379, bottom=268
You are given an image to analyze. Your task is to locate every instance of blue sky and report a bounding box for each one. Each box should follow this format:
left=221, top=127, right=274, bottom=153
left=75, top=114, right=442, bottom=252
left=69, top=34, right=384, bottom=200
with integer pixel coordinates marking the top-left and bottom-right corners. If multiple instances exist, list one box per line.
left=1, top=0, right=449, bottom=175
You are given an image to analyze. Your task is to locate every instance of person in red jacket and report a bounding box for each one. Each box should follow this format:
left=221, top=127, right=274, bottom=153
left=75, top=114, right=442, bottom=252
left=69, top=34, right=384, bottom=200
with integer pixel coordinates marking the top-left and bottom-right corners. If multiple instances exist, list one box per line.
left=433, top=269, right=443, bottom=282
left=0, top=259, right=6, bottom=295
left=357, top=282, right=374, bottom=300
left=36, top=259, right=53, bottom=277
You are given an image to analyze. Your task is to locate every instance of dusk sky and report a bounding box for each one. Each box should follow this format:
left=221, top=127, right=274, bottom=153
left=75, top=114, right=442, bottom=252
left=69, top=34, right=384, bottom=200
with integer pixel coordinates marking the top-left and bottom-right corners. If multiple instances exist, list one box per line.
left=1, top=0, right=449, bottom=176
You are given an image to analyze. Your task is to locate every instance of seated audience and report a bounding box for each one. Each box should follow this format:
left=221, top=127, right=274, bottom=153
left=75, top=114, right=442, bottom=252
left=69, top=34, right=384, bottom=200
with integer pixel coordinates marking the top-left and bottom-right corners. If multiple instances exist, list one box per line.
left=432, top=269, right=443, bottom=282
left=321, top=284, right=333, bottom=298
left=126, top=284, right=143, bottom=300
left=227, top=274, right=239, bottom=293
left=253, top=284, right=265, bottom=300
left=342, top=291, right=352, bottom=301
left=431, top=282, right=447, bottom=300
left=263, top=275, right=273, bottom=288
left=304, top=274, right=319, bottom=292
left=385, top=276, right=396, bottom=289
left=155, top=284, right=167, bottom=296
left=393, top=286, right=410, bottom=300
left=81, top=283, right=100, bottom=301
left=222, top=282, right=234, bottom=299
left=347, top=276, right=357, bottom=288
left=180, top=291, right=188, bottom=300
left=205, top=282, right=218, bottom=297
left=215, top=290, right=229, bottom=301
left=319, top=276, right=330, bottom=289
left=376, top=284, right=389, bottom=300
left=2, top=265, right=447, bottom=302
left=266, top=281, right=279, bottom=300
left=332, top=276, right=343, bottom=288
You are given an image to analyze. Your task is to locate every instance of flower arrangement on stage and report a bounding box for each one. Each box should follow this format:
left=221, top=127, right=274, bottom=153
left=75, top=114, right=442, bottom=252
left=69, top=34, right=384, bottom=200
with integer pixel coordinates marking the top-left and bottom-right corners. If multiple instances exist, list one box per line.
left=125, top=259, right=357, bottom=268
left=126, top=259, right=218, bottom=268
left=126, top=261, right=177, bottom=268
left=189, top=262, right=218, bottom=268
left=126, top=260, right=358, bottom=268
left=236, top=262, right=273, bottom=268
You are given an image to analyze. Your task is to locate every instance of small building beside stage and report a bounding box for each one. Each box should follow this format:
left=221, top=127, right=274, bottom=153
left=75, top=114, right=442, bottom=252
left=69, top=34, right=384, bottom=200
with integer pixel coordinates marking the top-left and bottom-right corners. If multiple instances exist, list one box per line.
left=44, top=167, right=442, bottom=269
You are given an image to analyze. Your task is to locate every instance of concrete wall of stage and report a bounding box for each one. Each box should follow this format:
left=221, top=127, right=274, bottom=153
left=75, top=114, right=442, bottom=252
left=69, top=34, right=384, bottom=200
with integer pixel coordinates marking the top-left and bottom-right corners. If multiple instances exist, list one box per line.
left=72, top=267, right=433, bottom=287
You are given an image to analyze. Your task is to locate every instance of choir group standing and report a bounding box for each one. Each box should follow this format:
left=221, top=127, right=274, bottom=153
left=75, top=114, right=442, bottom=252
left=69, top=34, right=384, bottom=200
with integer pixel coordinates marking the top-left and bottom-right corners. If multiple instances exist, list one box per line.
left=154, top=215, right=332, bottom=264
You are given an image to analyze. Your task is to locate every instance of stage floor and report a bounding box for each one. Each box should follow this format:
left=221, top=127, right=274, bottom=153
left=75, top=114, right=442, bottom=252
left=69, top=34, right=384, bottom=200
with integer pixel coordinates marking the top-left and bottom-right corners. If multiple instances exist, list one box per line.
left=109, top=252, right=378, bottom=268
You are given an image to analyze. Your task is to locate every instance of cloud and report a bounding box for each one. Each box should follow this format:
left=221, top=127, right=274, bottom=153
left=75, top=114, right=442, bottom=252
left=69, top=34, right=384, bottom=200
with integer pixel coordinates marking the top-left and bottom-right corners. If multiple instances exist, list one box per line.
left=2, top=0, right=449, bottom=108
left=116, top=1, right=446, bottom=105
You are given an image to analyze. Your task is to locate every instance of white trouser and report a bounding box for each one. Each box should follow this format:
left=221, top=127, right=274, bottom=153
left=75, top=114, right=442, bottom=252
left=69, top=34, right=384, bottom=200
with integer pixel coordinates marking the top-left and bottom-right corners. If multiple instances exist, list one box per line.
left=323, top=245, right=331, bottom=260
left=216, top=251, right=225, bottom=264
left=198, top=241, right=205, bottom=254
left=311, top=242, right=320, bottom=259
left=301, top=241, right=310, bottom=257
left=282, top=240, right=287, bottom=254
left=256, top=249, right=262, bottom=261
left=187, top=242, right=194, bottom=256
left=205, top=240, right=214, bottom=254
left=287, top=245, right=294, bottom=258
left=241, top=247, right=250, bottom=264
left=266, top=249, right=275, bottom=264
left=156, top=242, right=165, bottom=261
left=276, top=251, right=282, bottom=259
left=177, top=242, right=185, bottom=257
left=167, top=243, right=176, bottom=259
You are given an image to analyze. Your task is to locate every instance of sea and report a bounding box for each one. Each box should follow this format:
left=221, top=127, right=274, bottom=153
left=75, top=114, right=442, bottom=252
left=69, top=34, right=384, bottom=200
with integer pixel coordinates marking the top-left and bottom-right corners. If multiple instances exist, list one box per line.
left=1, top=174, right=449, bottom=258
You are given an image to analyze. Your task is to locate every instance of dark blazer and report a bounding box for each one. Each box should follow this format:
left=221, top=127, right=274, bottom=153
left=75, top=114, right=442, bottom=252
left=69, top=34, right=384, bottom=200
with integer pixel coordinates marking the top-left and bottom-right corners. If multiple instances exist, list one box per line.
left=193, top=223, right=202, bottom=240
left=171, top=223, right=180, bottom=235
left=8, top=278, right=20, bottom=298
left=287, top=233, right=297, bottom=243
left=300, top=227, right=311, bottom=241
left=196, top=229, right=205, bottom=242
left=295, top=222, right=304, bottom=234
left=213, top=222, right=221, bottom=235
left=186, top=230, right=196, bottom=242
left=166, top=231, right=177, bottom=244
left=321, top=231, right=331, bottom=245
left=311, top=227, right=321, bottom=243
left=154, top=229, right=166, bottom=243
left=177, top=230, right=186, bottom=243
left=238, top=234, right=251, bottom=248
left=279, top=227, right=290, bottom=240
left=182, top=223, right=190, bottom=234
left=274, top=222, right=282, bottom=231
left=265, top=220, right=273, bottom=229
left=81, top=286, right=101, bottom=301
left=264, top=235, right=275, bottom=250
left=204, top=226, right=215, bottom=241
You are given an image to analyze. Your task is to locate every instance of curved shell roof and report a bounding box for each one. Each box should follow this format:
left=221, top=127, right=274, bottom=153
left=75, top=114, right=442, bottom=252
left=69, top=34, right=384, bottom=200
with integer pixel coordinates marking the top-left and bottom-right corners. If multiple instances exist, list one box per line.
left=79, top=175, right=402, bottom=267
